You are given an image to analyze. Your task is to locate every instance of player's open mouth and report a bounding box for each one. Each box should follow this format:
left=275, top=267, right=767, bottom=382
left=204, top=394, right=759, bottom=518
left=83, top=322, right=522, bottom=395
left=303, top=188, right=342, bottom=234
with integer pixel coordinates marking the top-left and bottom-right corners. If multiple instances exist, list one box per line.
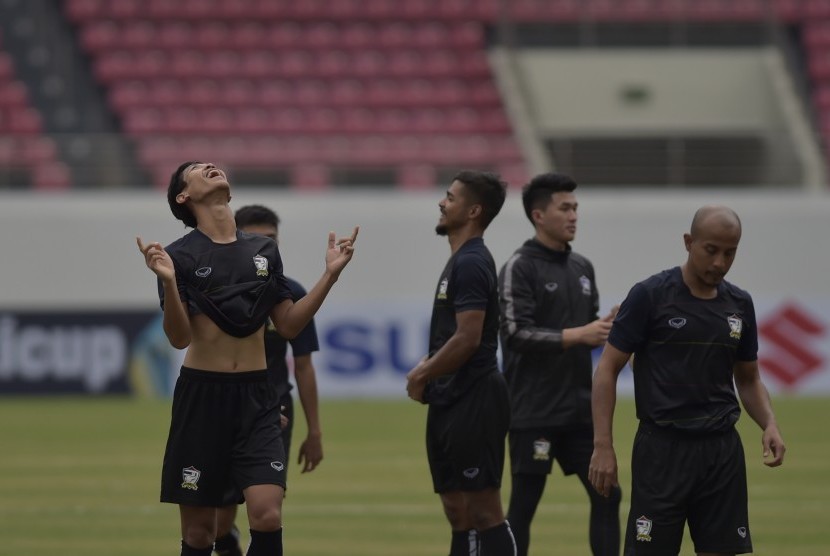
left=207, top=169, right=222, bottom=179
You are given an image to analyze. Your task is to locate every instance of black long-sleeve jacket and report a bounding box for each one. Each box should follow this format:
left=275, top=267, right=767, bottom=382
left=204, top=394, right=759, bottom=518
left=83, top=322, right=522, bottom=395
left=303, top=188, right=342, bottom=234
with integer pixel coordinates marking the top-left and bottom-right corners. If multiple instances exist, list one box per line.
left=498, top=238, right=600, bottom=430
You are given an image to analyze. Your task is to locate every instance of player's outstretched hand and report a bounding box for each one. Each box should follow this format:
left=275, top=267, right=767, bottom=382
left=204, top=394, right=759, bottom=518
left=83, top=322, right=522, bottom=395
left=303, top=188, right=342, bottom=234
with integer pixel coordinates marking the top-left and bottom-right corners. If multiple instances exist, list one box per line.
left=325, top=226, right=359, bottom=277
left=136, top=237, right=175, bottom=282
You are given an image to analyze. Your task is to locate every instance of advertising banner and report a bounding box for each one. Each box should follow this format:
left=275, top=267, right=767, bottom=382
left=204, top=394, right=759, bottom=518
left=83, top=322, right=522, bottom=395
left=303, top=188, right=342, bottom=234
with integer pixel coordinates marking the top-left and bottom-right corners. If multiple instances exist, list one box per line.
left=1, top=298, right=827, bottom=398
left=0, top=311, right=159, bottom=395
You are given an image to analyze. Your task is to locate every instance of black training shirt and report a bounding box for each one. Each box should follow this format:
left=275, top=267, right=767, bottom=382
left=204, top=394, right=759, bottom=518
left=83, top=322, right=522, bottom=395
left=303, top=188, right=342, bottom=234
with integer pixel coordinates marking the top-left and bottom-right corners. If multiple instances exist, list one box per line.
left=424, top=237, right=500, bottom=406
left=159, top=228, right=292, bottom=338
left=609, top=266, right=758, bottom=434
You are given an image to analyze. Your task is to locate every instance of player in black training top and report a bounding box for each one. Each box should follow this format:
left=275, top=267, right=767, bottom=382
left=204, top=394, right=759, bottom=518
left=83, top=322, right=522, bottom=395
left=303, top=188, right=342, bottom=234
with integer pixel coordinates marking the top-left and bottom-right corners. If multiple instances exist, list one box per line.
left=499, top=173, right=620, bottom=556
left=406, top=170, right=517, bottom=556
left=137, top=161, right=357, bottom=556
left=213, top=205, right=323, bottom=556
left=589, top=205, right=785, bottom=556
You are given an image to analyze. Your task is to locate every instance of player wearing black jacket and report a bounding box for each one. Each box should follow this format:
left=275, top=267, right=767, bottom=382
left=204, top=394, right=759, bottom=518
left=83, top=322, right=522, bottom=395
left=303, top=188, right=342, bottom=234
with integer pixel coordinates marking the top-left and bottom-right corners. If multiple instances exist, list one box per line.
left=499, top=173, right=620, bottom=556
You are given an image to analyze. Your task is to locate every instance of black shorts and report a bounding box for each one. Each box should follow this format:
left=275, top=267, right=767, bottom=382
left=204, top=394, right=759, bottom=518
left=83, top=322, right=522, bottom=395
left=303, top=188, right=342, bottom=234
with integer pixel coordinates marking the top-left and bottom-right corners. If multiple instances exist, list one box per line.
left=509, top=425, right=593, bottom=476
left=624, top=423, right=752, bottom=555
left=221, top=390, right=295, bottom=506
left=426, top=371, right=511, bottom=493
left=161, top=367, right=287, bottom=507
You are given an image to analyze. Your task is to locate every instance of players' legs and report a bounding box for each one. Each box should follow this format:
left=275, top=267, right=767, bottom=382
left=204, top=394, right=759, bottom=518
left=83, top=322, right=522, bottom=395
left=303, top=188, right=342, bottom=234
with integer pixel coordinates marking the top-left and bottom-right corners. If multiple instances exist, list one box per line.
left=243, top=484, right=284, bottom=556
left=180, top=505, right=218, bottom=555
left=575, top=468, right=621, bottom=556
left=214, top=505, right=243, bottom=556
left=464, top=488, right=516, bottom=556
left=506, top=473, right=546, bottom=556
left=440, top=490, right=477, bottom=556
left=440, top=488, right=515, bottom=556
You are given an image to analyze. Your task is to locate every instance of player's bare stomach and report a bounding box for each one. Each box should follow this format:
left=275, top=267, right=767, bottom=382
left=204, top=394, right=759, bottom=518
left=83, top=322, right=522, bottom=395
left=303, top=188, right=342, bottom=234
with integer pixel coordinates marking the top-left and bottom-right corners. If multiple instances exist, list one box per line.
left=182, top=313, right=267, bottom=372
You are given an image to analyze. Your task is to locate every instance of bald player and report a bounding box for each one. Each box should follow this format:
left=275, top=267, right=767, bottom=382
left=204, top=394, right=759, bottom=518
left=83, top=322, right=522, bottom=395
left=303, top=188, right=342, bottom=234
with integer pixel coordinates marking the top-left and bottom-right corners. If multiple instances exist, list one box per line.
left=588, top=206, right=785, bottom=556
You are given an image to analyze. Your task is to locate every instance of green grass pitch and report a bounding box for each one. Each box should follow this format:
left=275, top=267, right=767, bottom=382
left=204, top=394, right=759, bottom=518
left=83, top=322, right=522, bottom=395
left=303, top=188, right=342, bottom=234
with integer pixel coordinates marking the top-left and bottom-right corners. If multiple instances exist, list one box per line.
left=0, top=396, right=825, bottom=555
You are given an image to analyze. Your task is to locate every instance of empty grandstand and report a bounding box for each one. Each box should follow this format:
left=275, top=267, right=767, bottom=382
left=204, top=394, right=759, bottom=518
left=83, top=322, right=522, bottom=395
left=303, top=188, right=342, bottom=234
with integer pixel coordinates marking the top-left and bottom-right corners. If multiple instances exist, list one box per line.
left=0, top=0, right=827, bottom=189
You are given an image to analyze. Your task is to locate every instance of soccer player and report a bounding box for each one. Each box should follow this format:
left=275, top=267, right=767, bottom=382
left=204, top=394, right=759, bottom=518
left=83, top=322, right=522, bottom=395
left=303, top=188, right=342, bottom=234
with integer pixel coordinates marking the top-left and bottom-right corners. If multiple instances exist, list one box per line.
left=498, top=173, right=621, bottom=556
left=213, top=204, right=324, bottom=556
left=137, top=161, right=357, bottom=556
left=589, top=205, right=785, bottom=556
left=406, top=170, right=516, bottom=556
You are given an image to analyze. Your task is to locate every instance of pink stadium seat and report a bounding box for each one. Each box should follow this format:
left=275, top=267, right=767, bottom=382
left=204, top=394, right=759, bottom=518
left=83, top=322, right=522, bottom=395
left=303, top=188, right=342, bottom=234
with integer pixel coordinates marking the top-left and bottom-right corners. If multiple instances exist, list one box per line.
left=65, top=0, right=102, bottom=22
left=110, top=0, right=143, bottom=20
left=240, top=51, right=277, bottom=78
left=32, top=162, right=71, bottom=190
left=80, top=21, right=119, bottom=51
left=222, top=80, right=257, bottom=106
left=326, top=0, right=364, bottom=19
left=804, top=22, right=830, bottom=49
left=451, top=22, right=485, bottom=48
left=412, top=22, right=450, bottom=48
left=773, top=0, right=803, bottom=21
left=19, top=136, right=57, bottom=163
left=236, top=107, right=271, bottom=133
left=122, top=107, right=165, bottom=134
left=227, top=22, right=263, bottom=49
left=805, top=0, right=830, bottom=19
left=808, top=51, right=830, bottom=81
left=193, top=22, right=230, bottom=49
left=257, top=80, right=293, bottom=106
left=9, top=107, right=42, bottom=134
left=378, top=23, right=414, bottom=49
left=265, top=23, right=303, bottom=49
left=0, top=52, right=14, bottom=79
left=306, top=23, right=340, bottom=49
left=279, top=51, right=315, bottom=78
left=108, top=80, right=147, bottom=110
left=329, top=79, right=365, bottom=106
left=121, top=22, right=157, bottom=49
left=0, top=80, right=28, bottom=106
left=185, top=80, right=221, bottom=107
left=351, top=51, right=386, bottom=77
left=157, top=21, right=193, bottom=49
left=293, top=80, right=328, bottom=106
left=340, top=24, right=374, bottom=49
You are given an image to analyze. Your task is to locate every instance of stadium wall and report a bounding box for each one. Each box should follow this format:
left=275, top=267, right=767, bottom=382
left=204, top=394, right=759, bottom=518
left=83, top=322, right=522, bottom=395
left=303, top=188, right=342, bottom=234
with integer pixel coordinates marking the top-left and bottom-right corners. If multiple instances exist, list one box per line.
left=0, top=189, right=827, bottom=397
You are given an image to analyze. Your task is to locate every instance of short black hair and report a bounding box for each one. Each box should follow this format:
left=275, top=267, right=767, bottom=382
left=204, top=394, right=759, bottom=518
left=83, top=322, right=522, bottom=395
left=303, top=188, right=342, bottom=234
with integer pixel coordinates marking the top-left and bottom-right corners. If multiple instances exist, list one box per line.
left=452, top=170, right=507, bottom=230
left=521, top=172, right=577, bottom=224
left=167, top=161, right=199, bottom=228
left=235, top=204, right=281, bottom=229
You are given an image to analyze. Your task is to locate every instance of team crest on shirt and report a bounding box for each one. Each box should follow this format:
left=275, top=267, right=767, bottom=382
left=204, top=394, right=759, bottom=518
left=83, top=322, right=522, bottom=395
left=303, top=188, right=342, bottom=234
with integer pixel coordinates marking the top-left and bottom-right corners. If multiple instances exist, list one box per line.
left=532, top=438, right=551, bottom=461
left=181, top=466, right=201, bottom=490
left=635, top=515, right=653, bottom=542
left=437, top=277, right=448, bottom=300
left=727, top=314, right=743, bottom=339
left=579, top=275, right=592, bottom=296
left=253, top=254, right=269, bottom=277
